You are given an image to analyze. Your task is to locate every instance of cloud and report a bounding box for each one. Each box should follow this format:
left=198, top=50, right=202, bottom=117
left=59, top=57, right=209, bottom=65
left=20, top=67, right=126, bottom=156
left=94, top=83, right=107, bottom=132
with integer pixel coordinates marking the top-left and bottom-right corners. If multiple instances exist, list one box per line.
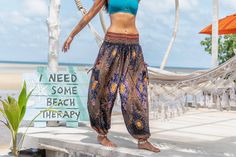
left=0, top=11, right=31, bottom=26
left=180, top=0, right=199, bottom=11
left=221, top=0, right=236, bottom=10
left=0, top=25, right=7, bottom=34
left=140, top=0, right=200, bottom=14
left=23, top=0, right=48, bottom=16
left=0, top=0, right=48, bottom=58
left=140, top=0, right=172, bottom=14
left=137, top=0, right=211, bottom=67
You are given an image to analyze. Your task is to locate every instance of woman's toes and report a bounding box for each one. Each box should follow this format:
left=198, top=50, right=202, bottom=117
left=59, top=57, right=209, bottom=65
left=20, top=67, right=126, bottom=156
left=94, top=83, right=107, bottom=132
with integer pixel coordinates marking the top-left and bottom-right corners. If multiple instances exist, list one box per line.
left=152, top=146, right=160, bottom=152
left=138, top=141, right=161, bottom=153
left=97, top=135, right=117, bottom=147
left=109, top=142, right=116, bottom=147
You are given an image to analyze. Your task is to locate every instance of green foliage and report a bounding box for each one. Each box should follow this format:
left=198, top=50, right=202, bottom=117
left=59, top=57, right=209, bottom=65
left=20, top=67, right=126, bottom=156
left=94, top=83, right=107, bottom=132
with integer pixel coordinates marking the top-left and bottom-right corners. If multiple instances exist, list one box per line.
left=0, top=81, right=66, bottom=157
left=0, top=82, right=32, bottom=133
left=200, top=34, right=236, bottom=64
left=0, top=81, right=33, bottom=156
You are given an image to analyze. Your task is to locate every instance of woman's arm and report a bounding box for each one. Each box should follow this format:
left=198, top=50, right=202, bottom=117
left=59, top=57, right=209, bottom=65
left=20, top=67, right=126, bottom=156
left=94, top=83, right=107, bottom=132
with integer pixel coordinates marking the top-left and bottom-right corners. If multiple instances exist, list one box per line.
left=62, top=0, right=106, bottom=52
left=69, top=0, right=106, bottom=38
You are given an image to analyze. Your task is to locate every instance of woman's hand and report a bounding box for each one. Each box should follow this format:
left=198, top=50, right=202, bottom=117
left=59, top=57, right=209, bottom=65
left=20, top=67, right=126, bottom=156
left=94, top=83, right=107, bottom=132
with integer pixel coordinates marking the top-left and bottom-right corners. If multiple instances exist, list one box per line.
left=62, top=0, right=105, bottom=53
left=62, top=36, right=73, bottom=53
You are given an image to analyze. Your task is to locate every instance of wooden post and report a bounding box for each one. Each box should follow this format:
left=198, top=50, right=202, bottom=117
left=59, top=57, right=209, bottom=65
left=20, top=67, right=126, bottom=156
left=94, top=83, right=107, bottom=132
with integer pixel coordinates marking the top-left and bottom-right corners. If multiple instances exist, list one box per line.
left=45, top=0, right=61, bottom=127
left=160, top=0, right=179, bottom=70
left=211, top=0, right=219, bottom=67
left=47, top=0, right=61, bottom=73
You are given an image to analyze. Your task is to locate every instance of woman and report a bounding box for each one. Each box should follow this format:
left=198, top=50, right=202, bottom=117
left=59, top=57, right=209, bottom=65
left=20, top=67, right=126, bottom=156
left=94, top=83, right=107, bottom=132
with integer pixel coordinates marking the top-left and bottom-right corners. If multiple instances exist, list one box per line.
left=62, top=0, right=160, bottom=153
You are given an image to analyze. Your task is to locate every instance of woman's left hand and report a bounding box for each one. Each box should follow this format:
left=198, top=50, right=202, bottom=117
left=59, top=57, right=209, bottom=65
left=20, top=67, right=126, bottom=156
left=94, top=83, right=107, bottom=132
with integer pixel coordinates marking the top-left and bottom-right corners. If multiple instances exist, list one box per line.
left=62, top=36, right=73, bottom=53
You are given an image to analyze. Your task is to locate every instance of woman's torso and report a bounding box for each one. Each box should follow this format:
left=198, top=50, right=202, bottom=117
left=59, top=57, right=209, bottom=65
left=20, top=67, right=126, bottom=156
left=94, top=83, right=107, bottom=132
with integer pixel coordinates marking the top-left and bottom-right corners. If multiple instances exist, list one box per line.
left=106, top=0, right=139, bottom=34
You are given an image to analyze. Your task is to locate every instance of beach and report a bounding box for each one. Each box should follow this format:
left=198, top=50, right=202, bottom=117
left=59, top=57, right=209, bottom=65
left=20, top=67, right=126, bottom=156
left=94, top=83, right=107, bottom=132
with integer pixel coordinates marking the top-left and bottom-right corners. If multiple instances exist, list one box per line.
left=0, top=63, right=91, bottom=91
left=1, top=62, right=235, bottom=156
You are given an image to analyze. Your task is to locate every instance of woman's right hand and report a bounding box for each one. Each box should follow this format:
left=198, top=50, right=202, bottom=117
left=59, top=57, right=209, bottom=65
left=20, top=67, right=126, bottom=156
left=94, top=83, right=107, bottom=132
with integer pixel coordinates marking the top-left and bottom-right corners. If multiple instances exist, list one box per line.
left=62, top=36, right=73, bottom=53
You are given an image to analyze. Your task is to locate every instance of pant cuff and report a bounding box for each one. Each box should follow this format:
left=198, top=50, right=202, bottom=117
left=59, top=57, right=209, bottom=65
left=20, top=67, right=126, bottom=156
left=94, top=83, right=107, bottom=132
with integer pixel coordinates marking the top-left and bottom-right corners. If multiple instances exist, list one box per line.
left=132, top=134, right=151, bottom=140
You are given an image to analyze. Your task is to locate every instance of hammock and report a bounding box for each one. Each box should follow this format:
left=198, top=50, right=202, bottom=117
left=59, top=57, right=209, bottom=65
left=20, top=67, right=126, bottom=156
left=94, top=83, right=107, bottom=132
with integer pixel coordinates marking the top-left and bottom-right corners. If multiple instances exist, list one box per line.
left=74, top=0, right=236, bottom=119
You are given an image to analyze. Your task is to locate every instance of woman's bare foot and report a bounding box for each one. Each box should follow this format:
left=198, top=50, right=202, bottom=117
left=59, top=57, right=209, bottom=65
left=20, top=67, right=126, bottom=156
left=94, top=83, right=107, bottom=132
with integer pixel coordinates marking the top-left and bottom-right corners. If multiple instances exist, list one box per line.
left=97, top=134, right=117, bottom=147
left=138, top=139, right=160, bottom=153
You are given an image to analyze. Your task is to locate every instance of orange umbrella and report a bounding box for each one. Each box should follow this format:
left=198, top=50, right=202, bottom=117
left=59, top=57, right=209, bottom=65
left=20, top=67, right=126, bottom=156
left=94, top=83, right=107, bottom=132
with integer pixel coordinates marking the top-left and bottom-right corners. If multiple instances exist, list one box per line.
left=200, top=13, right=236, bottom=35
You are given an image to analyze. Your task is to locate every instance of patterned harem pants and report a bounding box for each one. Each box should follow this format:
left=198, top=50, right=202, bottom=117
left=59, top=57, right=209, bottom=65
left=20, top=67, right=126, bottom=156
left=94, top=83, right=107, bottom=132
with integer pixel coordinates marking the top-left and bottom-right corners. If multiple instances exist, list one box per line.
left=87, top=31, right=151, bottom=140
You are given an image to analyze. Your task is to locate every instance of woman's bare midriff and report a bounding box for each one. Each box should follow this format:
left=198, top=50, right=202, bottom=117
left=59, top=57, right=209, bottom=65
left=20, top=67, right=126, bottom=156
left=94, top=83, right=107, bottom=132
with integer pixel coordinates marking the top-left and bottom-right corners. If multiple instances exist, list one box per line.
left=107, top=12, right=138, bottom=34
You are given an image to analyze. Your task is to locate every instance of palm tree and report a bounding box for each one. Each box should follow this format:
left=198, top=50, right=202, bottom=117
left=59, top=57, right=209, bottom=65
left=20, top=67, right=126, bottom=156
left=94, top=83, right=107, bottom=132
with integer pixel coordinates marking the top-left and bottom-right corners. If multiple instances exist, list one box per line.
left=160, top=0, right=180, bottom=70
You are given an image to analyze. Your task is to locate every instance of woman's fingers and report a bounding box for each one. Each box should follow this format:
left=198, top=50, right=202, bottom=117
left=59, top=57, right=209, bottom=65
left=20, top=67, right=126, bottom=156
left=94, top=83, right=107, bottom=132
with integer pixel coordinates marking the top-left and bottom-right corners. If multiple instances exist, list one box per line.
left=67, top=41, right=71, bottom=50
left=62, top=41, right=69, bottom=52
left=62, top=41, right=67, bottom=52
left=62, top=37, right=73, bottom=53
left=62, top=37, right=73, bottom=52
left=62, top=45, right=67, bottom=52
left=62, top=43, right=66, bottom=52
left=65, top=43, right=68, bottom=52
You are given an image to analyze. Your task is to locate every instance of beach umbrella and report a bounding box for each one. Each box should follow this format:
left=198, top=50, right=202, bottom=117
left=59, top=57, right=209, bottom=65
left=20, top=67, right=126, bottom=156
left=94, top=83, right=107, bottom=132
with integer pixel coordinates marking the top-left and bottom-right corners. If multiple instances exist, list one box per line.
left=200, top=13, right=236, bottom=35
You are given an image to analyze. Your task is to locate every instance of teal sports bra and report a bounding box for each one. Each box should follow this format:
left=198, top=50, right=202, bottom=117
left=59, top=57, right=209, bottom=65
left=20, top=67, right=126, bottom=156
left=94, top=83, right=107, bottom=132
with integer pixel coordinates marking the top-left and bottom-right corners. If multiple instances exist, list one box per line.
left=108, top=0, right=139, bottom=15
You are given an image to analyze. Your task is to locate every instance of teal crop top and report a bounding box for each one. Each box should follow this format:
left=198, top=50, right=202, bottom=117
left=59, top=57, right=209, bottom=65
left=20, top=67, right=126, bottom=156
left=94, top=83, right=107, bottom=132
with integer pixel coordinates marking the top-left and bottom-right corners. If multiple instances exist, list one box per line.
left=108, top=0, right=139, bottom=15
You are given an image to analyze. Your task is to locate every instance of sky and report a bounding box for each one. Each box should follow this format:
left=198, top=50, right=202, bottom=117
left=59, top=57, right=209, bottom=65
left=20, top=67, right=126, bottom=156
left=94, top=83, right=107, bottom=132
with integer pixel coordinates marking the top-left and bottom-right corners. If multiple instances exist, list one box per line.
left=0, top=0, right=235, bottom=68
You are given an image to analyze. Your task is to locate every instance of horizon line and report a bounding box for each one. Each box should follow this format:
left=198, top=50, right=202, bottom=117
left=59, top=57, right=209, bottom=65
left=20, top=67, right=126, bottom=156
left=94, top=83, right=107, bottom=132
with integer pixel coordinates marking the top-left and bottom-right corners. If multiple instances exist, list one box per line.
left=0, top=60, right=208, bottom=70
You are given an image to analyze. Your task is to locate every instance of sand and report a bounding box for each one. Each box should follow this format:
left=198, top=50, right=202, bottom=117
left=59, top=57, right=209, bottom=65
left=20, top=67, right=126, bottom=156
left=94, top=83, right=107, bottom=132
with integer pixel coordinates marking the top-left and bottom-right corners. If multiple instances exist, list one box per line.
left=0, top=74, right=22, bottom=90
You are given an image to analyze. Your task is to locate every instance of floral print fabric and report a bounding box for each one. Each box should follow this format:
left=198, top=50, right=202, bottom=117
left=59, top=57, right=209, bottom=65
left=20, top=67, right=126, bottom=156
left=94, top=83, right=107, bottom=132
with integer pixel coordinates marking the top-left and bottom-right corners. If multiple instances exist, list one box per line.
left=87, top=32, right=151, bottom=140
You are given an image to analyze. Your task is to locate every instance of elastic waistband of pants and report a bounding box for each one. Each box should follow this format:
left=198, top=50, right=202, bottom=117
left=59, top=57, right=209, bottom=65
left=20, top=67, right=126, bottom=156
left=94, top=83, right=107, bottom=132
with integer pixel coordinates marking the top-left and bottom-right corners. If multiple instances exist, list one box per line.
left=104, top=31, right=139, bottom=44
